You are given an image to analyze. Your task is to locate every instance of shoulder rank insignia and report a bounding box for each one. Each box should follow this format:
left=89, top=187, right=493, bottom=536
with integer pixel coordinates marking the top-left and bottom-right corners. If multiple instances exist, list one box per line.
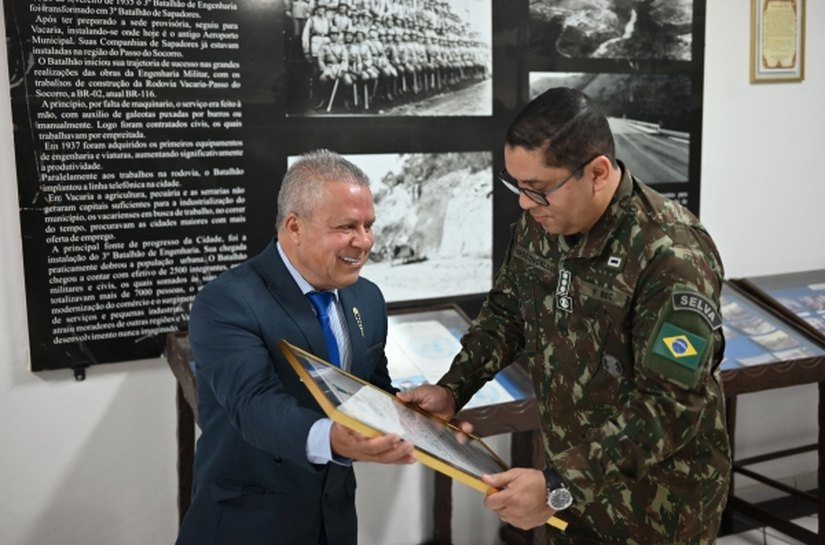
left=606, top=256, right=623, bottom=269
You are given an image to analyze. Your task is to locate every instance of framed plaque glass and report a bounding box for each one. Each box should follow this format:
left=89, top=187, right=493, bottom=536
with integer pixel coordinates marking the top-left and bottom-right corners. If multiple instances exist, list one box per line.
left=279, top=339, right=566, bottom=531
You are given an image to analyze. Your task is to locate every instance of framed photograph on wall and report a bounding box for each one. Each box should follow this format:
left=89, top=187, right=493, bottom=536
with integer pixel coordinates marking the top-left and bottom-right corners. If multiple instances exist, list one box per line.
left=751, top=0, right=805, bottom=83
left=3, top=0, right=707, bottom=374
left=288, top=151, right=494, bottom=305
left=529, top=72, right=692, bottom=186
left=529, top=0, right=695, bottom=62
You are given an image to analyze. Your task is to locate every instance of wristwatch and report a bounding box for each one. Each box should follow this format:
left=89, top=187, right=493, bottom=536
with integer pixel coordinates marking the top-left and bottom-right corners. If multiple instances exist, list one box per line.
left=543, top=467, right=573, bottom=511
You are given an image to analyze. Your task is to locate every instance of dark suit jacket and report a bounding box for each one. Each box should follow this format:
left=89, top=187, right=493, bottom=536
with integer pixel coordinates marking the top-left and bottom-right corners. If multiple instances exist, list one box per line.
left=176, top=239, right=393, bottom=545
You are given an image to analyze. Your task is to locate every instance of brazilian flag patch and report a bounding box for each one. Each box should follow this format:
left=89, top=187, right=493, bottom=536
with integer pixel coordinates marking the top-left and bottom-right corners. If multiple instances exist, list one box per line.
left=652, top=322, right=706, bottom=370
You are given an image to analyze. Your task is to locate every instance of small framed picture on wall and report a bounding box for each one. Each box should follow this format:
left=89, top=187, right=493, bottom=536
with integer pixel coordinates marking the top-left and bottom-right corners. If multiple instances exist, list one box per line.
left=751, top=0, right=806, bottom=83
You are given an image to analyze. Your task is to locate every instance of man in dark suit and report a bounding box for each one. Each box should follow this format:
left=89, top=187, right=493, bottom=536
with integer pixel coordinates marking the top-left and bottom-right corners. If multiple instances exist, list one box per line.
left=176, top=149, right=415, bottom=545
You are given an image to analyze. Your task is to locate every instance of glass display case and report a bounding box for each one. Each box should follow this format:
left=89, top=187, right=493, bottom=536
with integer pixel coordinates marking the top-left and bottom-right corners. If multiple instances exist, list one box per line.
left=719, top=279, right=825, bottom=544
left=733, top=269, right=825, bottom=341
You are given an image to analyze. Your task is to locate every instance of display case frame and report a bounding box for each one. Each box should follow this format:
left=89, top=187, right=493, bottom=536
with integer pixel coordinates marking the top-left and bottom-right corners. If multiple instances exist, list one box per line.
left=719, top=280, right=825, bottom=396
left=732, top=269, right=825, bottom=344
left=718, top=279, right=825, bottom=543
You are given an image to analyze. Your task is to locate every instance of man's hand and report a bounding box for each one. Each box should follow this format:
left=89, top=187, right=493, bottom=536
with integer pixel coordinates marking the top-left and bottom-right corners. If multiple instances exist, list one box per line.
left=482, top=468, right=554, bottom=530
left=330, top=423, right=415, bottom=464
left=396, top=384, right=457, bottom=422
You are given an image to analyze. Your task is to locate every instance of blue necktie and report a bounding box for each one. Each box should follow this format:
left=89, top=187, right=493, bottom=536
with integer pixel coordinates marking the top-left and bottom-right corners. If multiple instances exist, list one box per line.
left=306, top=291, right=341, bottom=367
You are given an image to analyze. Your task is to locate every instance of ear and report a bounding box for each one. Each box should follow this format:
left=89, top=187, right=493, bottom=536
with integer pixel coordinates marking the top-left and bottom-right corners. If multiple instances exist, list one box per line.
left=282, top=213, right=303, bottom=244
left=589, top=155, right=614, bottom=194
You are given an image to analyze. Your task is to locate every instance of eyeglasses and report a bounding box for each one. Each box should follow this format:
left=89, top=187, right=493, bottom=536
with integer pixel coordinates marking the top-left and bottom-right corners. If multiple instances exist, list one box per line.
left=498, top=155, right=601, bottom=206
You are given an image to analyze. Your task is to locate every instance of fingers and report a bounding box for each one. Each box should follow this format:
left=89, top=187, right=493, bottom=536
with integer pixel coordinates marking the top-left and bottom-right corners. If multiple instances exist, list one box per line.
left=481, top=469, right=517, bottom=493
left=481, top=469, right=553, bottom=530
left=452, top=419, right=474, bottom=442
left=330, top=423, right=416, bottom=465
left=457, top=420, right=474, bottom=434
left=361, top=433, right=415, bottom=463
left=395, top=385, right=435, bottom=405
left=396, top=385, right=457, bottom=421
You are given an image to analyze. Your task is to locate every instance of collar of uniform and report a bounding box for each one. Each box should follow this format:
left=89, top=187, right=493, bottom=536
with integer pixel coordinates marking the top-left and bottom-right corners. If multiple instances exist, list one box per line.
left=557, top=160, right=634, bottom=258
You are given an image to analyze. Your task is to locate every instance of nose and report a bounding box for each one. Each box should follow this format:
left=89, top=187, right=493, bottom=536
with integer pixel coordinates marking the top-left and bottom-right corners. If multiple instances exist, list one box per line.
left=352, top=225, right=373, bottom=250
left=518, top=191, right=540, bottom=211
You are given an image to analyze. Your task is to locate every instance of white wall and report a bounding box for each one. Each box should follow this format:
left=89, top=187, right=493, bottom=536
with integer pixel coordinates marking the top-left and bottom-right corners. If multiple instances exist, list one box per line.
left=1, top=2, right=824, bottom=544
left=702, top=0, right=825, bottom=502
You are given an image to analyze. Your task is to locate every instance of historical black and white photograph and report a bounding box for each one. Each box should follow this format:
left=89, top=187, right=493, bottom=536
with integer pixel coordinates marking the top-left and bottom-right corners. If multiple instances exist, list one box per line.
left=319, top=152, right=492, bottom=303
left=284, top=0, right=492, bottom=116
left=530, top=71, right=692, bottom=184
left=529, top=0, right=694, bottom=62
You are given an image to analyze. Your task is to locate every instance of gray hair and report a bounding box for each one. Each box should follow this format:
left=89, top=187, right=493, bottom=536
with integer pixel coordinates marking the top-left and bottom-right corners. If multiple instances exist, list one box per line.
left=276, top=149, right=370, bottom=229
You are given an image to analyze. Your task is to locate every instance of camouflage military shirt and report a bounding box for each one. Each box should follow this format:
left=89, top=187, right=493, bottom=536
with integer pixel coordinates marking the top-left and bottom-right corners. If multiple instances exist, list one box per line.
left=438, top=164, right=731, bottom=544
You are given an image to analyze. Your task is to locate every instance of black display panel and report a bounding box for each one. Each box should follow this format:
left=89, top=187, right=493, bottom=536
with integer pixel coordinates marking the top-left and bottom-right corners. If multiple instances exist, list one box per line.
left=3, top=0, right=706, bottom=372
left=526, top=0, right=705, bottom=209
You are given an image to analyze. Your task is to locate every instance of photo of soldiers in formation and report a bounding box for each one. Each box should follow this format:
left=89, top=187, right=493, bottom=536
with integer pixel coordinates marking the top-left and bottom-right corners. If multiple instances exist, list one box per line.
left=285, top=0, right=492, bottom=116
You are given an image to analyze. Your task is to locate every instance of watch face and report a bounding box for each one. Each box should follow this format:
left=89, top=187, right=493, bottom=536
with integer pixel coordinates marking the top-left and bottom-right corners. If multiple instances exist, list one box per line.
left=549, top=487, right=573, bottom=511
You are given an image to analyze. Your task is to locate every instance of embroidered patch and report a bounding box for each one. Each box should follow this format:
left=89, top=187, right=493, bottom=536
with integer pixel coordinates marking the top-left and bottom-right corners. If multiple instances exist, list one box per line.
left=651, top=322, right=706, bottom=370
left=580, top=280, right=629, bottom=307
left=672, top=291, right=722, bottom=330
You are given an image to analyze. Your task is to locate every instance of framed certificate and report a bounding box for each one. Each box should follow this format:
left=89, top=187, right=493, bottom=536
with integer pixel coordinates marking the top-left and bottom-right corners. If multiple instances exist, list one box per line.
left=279, top=339, right=567, bottom=531
left=751, top=0, right=806, bottom=82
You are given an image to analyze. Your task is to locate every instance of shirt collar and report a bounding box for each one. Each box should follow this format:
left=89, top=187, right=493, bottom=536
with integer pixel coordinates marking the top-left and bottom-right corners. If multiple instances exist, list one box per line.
left=277, top=241, right=339, bottom=299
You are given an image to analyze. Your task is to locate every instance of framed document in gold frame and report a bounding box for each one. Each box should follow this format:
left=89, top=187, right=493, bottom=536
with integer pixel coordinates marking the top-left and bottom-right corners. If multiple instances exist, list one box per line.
left=751, top=0, right=806, bottom=82
left=278, top=339, right=568, bottom=531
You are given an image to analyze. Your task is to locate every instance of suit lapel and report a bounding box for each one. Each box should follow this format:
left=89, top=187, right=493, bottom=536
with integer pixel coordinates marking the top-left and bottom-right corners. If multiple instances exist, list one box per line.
left=250, top=240, right=330, bottom=361
left=338, top=289, right=367, bottom=378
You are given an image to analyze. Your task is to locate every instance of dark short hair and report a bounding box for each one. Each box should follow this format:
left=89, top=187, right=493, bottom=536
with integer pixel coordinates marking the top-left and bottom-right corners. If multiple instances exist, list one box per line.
left=505, top=87, right=616, bottom=171
left=276, top=149, right=370, bottom=229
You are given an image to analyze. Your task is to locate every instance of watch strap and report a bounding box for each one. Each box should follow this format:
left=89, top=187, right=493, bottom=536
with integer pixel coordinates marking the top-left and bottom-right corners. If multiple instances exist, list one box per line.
left=543, top=467, right=564, bottom=491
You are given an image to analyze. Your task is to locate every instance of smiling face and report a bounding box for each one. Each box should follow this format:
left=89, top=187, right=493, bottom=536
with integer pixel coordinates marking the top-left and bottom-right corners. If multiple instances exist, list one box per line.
left=282, top=181, right=375, bottom=290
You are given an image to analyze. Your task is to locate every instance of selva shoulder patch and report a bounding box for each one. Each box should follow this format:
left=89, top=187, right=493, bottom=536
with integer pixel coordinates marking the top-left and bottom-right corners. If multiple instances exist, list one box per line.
left=672, top=291, right=722, bottom=330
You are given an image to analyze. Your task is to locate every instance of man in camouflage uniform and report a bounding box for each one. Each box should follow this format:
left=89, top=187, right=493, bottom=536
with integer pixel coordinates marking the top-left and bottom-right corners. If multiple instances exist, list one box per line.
left=400, top=87, right=730, bottom=544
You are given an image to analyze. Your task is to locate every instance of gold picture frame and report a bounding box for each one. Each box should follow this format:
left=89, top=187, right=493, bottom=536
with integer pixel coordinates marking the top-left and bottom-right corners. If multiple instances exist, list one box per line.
left=751, top=0, right=806, bottom=82
left=279, top=339, right=567, bottom=531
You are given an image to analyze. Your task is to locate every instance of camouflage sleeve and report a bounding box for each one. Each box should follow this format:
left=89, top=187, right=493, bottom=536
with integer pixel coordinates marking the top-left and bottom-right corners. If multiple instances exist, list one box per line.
left=437, top=224, right=525, bottom=408
left=551, top=233, right=725, bottom=500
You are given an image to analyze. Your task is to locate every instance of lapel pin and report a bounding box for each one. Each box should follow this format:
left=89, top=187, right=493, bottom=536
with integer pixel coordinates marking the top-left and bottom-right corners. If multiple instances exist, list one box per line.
left=352, top=307, right=365, bottom=337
